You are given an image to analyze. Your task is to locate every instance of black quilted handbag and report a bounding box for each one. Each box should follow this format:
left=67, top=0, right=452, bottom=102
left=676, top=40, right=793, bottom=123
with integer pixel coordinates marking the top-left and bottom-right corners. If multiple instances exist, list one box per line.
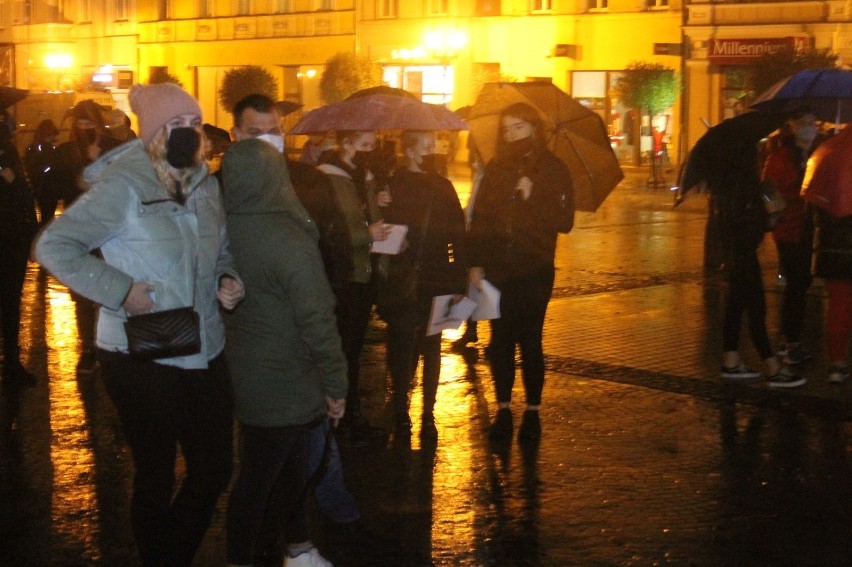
left=124, top=307, right=201, bottom=360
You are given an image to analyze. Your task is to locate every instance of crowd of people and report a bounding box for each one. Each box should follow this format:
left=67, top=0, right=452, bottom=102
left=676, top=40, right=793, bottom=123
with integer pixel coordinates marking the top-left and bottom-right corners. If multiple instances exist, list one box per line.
left=0, top=84, right=574, bottom=566
left=3, top=80, right=849, bottom=565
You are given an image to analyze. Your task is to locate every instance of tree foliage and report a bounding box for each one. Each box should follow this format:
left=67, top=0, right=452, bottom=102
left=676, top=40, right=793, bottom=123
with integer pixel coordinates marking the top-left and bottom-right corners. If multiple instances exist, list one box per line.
left=319, top=52, right=382, bottom=103
left=751, top=47, right=838, bottom=96
left=218, top=66, right=278, bottom=113
left=614, top=61, right=678, bottom=116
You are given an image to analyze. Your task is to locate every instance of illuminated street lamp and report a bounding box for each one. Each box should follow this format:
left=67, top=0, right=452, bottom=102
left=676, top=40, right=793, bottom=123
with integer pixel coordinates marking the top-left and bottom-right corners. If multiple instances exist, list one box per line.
left=45, top=53, right=73, bottom=91
left=424, top=30, right=467, bottom=105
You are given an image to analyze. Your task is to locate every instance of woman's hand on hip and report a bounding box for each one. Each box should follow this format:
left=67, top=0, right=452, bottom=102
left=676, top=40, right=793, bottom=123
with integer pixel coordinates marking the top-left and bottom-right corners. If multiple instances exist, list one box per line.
left=217, top=276, right=245, bottom=311
left=123, top=282, right=156, bottom=315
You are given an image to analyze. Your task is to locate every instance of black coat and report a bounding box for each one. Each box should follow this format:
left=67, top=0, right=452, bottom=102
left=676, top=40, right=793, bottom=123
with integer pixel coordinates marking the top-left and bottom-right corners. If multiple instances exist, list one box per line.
left=468, top=148, right=572, bottom=283
left=381, top=168, right=467, bottom=301
left=813, top=210, right=852, bottom=280
left=287, top=159, right=354, bottom=296
left=0, top=140, right=38, bottom=249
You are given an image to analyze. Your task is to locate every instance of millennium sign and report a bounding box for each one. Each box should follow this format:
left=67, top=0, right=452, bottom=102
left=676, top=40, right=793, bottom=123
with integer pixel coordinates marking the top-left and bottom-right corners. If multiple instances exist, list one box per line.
left=708, top=36, right=810, bottom=65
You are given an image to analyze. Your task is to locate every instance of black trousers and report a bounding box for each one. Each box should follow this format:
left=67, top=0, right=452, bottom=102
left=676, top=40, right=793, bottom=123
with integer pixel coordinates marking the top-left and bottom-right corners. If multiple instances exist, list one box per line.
left=382, top=299, right=441, bottom=417
left=776, top=240, right=813, bottom=344
left=99, top=351, right=234, bottom=567
left=722, top=238, right=774, bottom=359
left=336, top=281, right=375, bottom=415
left=488, top=265, right=555, bottom=407
left=0, top=245, right=29, bottom=362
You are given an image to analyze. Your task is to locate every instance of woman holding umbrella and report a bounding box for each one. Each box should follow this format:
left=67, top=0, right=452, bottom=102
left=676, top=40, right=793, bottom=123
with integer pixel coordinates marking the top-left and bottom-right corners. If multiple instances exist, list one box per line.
left=468, top=102, right=574, bottom=442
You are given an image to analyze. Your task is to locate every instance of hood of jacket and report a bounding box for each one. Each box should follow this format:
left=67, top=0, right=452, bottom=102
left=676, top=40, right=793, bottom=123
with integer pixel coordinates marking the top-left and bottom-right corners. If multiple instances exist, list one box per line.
left=222, top=138, right=295, bottom=214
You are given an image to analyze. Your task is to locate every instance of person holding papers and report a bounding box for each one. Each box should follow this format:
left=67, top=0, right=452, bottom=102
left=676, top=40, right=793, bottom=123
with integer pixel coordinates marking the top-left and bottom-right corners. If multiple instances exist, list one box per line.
left=468, top=103, right=575, bottom=443
left=376, top=130, right=467, bottom=441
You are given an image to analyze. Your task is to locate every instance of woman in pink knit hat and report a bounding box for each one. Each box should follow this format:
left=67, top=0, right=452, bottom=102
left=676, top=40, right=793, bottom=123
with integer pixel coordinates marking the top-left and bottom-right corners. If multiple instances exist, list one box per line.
left=36, top=82, right=245, bottom=566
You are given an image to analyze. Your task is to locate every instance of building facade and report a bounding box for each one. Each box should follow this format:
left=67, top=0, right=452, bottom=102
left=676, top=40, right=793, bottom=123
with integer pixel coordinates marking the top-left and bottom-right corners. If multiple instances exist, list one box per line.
left=0, top=0, right=848, bottom=165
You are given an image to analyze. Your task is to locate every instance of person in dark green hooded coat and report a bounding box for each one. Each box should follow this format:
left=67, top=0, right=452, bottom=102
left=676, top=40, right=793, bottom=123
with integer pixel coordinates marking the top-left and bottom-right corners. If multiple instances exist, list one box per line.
left=220, top=138, right=346, bottom=567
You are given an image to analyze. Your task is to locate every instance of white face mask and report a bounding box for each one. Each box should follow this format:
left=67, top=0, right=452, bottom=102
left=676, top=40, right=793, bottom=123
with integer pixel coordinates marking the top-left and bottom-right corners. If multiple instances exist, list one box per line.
left=256, top=133, right=285, bottom=154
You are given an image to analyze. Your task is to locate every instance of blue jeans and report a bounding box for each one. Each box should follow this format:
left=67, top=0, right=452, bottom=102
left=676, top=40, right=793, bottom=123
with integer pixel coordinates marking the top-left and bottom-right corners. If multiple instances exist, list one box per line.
left=309, top=418, right=360, bottom=524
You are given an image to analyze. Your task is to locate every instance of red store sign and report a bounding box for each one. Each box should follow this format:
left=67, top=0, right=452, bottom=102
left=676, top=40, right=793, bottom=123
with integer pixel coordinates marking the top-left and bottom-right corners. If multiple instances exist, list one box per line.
left=708, top=36, right=810, bottom=65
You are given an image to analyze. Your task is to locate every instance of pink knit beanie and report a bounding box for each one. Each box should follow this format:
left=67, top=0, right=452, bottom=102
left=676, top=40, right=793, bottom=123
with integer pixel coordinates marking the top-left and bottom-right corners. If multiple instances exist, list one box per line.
left=129, top=83, right=202, bottom=144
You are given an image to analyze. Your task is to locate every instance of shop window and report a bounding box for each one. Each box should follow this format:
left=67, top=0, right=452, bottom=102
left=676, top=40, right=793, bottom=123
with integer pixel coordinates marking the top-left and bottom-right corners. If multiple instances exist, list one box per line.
left=531, top=0, right=551, bottom=12
left=722, top=66, right=756, bottom=119
left=378, top=0, right=398, bottom=18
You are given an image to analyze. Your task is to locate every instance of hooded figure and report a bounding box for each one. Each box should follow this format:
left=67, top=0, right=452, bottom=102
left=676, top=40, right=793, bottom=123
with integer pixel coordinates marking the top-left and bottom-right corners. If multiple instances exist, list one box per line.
left=220, top=138, right=345, bottom=566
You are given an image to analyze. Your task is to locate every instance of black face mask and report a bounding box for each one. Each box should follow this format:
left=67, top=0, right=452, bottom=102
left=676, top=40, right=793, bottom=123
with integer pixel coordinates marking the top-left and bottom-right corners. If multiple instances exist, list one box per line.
left=166, top=127, right=201, bottom=169
left=505, top=136, right=535, bottom=157
left=77, top=128, right=97, bottom=145
left=419, top=154, right=444, bottom=175
left=351, top=150, right=373, bottom=170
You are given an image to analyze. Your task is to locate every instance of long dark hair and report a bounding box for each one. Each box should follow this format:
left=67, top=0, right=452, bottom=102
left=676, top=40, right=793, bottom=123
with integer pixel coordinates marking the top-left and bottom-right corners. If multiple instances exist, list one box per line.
left=32, top=119, right=59, bottom=145
left=494, top=102, right=546, bottom=159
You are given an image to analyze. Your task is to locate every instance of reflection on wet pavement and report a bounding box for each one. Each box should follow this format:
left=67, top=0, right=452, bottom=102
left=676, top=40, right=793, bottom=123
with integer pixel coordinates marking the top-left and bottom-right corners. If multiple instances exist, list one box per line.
left=3, top=173, right=852, bottom=565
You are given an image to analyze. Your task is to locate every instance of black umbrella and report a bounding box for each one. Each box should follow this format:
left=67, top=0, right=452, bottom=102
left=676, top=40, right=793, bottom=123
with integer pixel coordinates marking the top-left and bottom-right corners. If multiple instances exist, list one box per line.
left=676, top=111, right=786, bottom=204
left=274, top=100, right=302, bottom=117
left=0, top=86, right=28, bottom=112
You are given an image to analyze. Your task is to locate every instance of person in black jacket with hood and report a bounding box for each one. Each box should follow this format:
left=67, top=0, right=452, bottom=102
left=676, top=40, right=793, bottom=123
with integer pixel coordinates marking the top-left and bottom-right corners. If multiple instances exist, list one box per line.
left=377, top=130, right=467, bottom=440
left=468, top=102, right=575, bottom=442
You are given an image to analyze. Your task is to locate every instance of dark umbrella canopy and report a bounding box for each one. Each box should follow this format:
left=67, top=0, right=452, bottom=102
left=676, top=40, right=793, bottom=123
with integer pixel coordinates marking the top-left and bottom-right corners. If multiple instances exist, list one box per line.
left=288, top=93, right=468, bottom=134
left=801, top=125, right=852, bottom=218
left=750, top=68, right=852, bottom=124
left=467, top=82, right=623, bottom=212
left=346, top=86, right=418, bottom=100
left=677, top=111, right=786, bottom=203
left=0, top=86, right=28, bottom=112
left=274, top=100, right=302, bottom=117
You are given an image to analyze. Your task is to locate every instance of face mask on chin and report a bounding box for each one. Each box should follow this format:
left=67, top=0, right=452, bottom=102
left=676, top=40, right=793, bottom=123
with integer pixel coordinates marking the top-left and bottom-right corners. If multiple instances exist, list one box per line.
left=256, top=133, right=285, bottom=154
left=166, top=127, right=201, bottom=169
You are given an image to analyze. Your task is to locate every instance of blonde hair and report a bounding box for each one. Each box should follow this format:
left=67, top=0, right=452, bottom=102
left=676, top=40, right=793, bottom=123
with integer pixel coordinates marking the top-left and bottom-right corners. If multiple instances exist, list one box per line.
left=146, top=125, right=208, bottom=200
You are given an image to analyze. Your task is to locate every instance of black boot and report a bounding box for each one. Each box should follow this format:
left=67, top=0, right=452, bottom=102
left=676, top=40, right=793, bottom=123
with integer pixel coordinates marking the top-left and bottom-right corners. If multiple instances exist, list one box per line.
left=488, top=408, right=513, bottom=441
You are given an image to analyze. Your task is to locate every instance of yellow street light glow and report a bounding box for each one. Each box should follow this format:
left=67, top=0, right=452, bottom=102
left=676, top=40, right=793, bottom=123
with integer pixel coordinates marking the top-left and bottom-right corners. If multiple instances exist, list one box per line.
left=45, top=54, right=73, bottom=69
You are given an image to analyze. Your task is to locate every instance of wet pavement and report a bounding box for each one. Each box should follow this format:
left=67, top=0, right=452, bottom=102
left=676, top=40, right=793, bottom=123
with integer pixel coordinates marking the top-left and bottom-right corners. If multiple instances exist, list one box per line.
left=3, top=165, right=852, bottom=566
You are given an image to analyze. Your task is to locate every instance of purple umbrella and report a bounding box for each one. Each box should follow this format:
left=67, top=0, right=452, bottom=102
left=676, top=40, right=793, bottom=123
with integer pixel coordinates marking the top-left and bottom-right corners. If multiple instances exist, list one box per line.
left=288, top=93, right=468, bottom=134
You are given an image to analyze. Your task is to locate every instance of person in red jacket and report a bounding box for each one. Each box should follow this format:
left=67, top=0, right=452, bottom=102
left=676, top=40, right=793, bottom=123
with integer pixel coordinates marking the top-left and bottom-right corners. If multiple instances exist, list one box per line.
left=761, top=108, right=822, bottom=365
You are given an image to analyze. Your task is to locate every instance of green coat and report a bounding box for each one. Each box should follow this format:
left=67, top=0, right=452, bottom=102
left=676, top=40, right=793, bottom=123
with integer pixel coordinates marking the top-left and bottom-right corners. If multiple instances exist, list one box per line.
left=221, top=139, right=347, bottom=427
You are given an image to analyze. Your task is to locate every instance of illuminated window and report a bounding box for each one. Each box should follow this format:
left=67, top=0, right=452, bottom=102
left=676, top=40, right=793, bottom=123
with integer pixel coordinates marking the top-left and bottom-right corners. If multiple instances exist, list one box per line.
left=115, top=0, right=128, bottom=19
left=80, top=0, right=93, bottom=21
left=647, top=0, right=667, bottom=7
left=199, top=0, right=213, bottom=17
left=587, top=0, right=607, bottom=9
left=237, top=0, right=249, bottom=15
left=531, top=0, right=551, bottom=12
left=157, top=0, right=171, bottom=19
left=316, top=0, right=333, bottom=9
left=428, top=0, right=448, bottom=15
left=277, top=0, right=292, bottom=11
left=378, top=0, right=397, bottom=18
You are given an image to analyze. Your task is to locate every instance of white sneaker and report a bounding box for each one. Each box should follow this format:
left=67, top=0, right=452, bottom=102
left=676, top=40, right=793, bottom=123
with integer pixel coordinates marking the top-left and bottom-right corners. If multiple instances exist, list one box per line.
left=285, top=547, right=333, bottom=567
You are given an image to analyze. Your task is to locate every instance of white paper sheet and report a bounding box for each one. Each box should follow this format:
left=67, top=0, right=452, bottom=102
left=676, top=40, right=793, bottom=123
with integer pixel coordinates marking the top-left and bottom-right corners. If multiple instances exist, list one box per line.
left=426, top=295, right=478, bottom=336
left=369, top=224, right=408, bottom=255
left=469, top=279, right=501, bottom=321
